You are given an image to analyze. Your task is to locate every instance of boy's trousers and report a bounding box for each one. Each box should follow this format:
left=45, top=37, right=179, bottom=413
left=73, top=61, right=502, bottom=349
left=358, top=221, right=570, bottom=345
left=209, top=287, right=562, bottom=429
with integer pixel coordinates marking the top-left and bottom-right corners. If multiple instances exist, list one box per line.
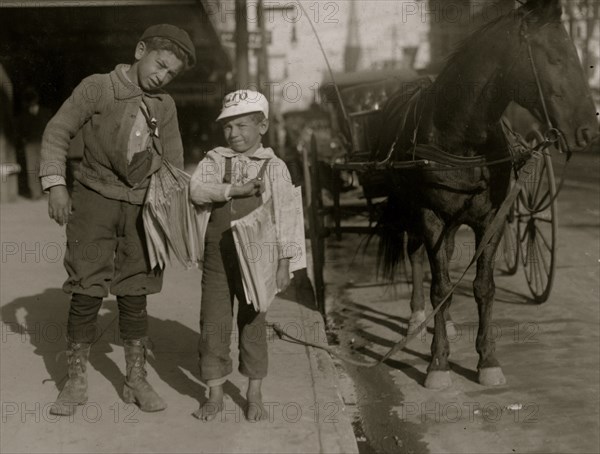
left=63, top=153, right=162, bottom=342
left=198, top=157, right=268, bottom=384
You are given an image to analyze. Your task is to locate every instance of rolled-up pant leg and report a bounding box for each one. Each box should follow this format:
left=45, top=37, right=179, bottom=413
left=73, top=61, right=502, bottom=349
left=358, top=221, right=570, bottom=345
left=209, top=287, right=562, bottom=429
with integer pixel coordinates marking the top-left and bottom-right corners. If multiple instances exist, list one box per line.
left=198, top=242, right=235, bottom=382
left=198, top=241, right=268, bottom=382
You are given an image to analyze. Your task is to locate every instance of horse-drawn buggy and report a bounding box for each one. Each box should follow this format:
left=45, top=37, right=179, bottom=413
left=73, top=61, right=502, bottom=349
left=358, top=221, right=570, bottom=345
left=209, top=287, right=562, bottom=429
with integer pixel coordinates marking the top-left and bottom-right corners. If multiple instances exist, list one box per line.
left=302, top=0, right=598, bottom=389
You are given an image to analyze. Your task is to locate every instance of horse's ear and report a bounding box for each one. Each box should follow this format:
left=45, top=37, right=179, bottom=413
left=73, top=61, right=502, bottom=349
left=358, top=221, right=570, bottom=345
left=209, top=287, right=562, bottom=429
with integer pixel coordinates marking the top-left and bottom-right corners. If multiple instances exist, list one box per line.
left=523, top=0, right=562, bottom=22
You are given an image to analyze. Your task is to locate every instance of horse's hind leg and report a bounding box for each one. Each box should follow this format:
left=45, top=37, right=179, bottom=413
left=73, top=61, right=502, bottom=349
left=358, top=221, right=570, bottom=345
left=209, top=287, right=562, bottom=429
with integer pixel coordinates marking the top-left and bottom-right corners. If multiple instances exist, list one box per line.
left=422, top=210, right=453, bottom=389
left=407, top=230, right=457, bottom=338
left=407, top=236, right=426, bottom=334
left=473, top=222, right=506, bottom=386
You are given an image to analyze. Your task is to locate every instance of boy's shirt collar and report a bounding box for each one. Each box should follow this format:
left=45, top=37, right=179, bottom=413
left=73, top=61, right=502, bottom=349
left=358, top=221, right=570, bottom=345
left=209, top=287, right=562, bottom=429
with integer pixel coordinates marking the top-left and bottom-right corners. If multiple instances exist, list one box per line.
left=111, top=64, right=164, bottom=100
left=212, top=145, right=275, bottom=160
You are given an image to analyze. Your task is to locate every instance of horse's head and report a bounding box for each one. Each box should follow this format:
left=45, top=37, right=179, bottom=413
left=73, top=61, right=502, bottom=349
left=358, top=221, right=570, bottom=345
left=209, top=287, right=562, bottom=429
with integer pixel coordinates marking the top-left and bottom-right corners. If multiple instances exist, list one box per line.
left=508, top=0, right=598, bottom=152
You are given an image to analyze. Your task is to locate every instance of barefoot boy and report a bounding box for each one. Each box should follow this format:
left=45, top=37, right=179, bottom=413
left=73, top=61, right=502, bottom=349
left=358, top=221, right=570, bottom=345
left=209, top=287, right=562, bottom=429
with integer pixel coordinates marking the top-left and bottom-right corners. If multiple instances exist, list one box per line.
left=190, top=90, right=298, bottom=421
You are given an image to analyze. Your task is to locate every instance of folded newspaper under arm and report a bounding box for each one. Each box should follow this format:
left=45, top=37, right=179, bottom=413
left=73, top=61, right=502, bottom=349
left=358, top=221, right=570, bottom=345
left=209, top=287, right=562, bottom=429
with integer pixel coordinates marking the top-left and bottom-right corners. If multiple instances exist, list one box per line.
left=142, top=161, right=210, bottom=270
left=231, top=186, right=306, bottom=313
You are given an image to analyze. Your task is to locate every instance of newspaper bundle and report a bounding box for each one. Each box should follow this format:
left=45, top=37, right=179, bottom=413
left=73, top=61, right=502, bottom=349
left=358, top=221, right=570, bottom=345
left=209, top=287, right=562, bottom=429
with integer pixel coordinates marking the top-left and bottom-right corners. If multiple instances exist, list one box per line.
left=231, top=186, right=306, bottom=313
left=142, top=161, right=209, bottom=269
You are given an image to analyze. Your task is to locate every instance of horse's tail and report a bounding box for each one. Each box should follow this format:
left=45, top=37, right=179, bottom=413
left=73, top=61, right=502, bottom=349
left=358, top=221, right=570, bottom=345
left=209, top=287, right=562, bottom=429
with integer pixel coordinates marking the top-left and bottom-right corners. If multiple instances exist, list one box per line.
left=372, top=192, right=420, bottom=282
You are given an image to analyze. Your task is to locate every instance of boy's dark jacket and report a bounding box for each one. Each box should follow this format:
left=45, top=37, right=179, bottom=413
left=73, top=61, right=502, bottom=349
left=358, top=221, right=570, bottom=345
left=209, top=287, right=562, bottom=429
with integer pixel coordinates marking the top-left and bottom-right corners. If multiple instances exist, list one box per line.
left=40, top=64, right=184, bottom=204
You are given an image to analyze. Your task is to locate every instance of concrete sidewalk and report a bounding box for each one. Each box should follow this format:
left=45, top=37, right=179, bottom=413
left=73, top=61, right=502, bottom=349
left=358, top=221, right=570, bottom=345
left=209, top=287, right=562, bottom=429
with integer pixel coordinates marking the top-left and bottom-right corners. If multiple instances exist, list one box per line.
left=0, top=197, right=358, bottom=454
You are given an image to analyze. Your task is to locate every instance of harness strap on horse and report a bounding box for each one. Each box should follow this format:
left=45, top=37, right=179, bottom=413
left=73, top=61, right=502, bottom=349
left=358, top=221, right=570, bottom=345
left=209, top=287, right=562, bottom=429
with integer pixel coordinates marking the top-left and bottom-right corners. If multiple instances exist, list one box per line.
left=270, top=145, right=548, bottom=368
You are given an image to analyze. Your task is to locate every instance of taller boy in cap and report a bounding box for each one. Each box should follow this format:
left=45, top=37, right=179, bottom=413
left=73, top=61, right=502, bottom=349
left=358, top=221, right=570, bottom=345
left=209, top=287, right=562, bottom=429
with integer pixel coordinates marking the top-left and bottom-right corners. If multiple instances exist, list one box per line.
left=190, top=90, right=300, bottom=421
left=40, top=24, right=195, bottom=416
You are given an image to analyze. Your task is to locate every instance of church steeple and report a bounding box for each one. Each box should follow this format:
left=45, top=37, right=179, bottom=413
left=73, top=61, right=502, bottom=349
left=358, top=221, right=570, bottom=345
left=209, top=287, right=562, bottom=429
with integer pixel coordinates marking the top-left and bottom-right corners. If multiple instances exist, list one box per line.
left=344, top=1, right=361, bottom=72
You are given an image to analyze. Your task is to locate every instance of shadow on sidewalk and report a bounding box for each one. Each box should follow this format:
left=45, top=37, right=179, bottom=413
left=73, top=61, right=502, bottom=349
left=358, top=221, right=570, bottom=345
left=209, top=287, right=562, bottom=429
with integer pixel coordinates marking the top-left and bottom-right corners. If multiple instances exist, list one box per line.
left=0, top=288, right=243, bottom=407
left=278, top=269, right=319, bottom=311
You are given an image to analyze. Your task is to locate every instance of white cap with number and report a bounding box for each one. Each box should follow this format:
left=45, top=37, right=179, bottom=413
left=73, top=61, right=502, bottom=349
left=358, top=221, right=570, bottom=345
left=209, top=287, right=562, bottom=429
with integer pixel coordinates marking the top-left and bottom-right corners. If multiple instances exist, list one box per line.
left=216, top=90, right=269, bottom=121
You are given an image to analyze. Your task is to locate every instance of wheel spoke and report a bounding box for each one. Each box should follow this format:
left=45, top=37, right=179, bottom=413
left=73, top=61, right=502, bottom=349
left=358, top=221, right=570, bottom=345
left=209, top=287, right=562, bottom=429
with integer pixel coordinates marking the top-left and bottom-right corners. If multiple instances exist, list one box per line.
left=534, top=234, right=550, bottom=277
left=534, top=190, right=551, bottom=212
left=530, top=239, right=541, bottom=293
left=519, top=225, right=529, bottom=243
left=534, top=224, right=553, bottom=252
left=533, top=239, right=546, bottom=294
left=535, top=245, right=547, bottom=293
left=525, top=238, right=533, bottom=281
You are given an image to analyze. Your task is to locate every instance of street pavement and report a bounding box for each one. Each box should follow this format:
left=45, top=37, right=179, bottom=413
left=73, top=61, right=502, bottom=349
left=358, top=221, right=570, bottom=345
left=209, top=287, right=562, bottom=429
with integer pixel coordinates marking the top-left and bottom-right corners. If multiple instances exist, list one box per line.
left=325, top=151, right=600, bottom=453
left=0, top=196, right=358, bottom=454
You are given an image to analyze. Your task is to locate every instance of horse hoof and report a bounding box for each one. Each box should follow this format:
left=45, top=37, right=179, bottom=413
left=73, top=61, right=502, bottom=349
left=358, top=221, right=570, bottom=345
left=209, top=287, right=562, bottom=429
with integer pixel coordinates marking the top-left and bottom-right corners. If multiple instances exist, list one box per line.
left=408, top=310, right=426, bottom=335
left=445, top=320, right=457, bottom=338
left=424, top=370, right=452, bottom=389
left=478, top=367, right=507, bottom=386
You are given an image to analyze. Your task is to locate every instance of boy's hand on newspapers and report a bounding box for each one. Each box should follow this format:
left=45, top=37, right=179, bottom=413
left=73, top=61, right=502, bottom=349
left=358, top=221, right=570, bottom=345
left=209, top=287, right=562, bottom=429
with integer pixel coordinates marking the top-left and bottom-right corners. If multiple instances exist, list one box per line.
left=48, top=186, right=72, bottom=226
left=276, top=259, right=291, bottom=293
left=230, top=179, right=262, bottom=198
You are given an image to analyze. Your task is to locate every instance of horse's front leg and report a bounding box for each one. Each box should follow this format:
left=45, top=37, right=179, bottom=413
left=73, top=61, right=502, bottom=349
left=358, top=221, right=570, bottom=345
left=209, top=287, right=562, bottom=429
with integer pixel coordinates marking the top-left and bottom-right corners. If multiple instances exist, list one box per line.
left=473, top=222, right=507, bottom=386
left=444, top=226, right=460, bottom=338
left=422, top=210, right=453, bottom=389
left=407, top=235, right=426, bottom=334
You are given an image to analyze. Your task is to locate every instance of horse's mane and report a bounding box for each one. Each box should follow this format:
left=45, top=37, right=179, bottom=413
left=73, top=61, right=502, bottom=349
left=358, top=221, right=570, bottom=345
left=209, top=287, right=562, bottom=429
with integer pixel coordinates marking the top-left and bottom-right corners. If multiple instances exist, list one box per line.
left=438, top=2, right=562, bottom=81
left=374, top=14, right=518, bottom=158
left=375, top=2, right=565, bottom=158
left=436, top=9, right=521, bottom=84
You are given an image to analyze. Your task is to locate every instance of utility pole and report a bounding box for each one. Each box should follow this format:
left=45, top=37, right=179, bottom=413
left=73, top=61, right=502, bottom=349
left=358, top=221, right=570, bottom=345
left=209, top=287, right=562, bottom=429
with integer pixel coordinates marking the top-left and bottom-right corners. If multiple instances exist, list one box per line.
left=256, top=0, right=275, bottom=146
left=344, top=0, right=361, bottom=72
left=391, top=24, right=398, bottom=63
left=235, top=0, right=249, bottom=88
left=260, top=2, right=295, bottom=149
left=257, top=0, right=269, bottom=92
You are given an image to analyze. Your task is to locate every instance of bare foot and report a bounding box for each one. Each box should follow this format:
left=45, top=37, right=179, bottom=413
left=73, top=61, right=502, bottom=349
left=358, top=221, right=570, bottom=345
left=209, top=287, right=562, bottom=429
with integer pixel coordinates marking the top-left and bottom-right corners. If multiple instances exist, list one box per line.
left=193, top=385, right=223, bottom=422
left=246, top=379, right=268, bottom=422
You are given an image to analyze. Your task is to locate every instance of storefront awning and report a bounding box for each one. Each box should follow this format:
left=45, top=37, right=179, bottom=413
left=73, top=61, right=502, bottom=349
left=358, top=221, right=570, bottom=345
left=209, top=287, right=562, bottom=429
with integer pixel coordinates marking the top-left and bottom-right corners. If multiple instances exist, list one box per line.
left=0, top=0, right=231, bottom=107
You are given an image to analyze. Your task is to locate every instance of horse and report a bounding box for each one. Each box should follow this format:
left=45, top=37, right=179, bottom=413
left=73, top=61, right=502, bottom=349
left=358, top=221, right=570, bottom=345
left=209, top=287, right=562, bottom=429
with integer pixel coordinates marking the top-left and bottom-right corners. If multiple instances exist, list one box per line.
left=373, top=0, right=598, bottom=389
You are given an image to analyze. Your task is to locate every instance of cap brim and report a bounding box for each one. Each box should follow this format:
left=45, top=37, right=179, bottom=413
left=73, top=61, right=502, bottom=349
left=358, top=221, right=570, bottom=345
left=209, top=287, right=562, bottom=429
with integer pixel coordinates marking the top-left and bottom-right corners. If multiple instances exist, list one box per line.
left=216, top=108, right=264, bottom=122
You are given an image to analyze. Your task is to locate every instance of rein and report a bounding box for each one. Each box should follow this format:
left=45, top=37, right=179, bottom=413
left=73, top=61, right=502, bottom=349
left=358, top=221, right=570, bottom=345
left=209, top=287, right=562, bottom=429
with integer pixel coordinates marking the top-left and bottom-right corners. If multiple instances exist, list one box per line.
left=271, top=146, right=548, bottom=368
left=274, top=12, right=571, bottom=367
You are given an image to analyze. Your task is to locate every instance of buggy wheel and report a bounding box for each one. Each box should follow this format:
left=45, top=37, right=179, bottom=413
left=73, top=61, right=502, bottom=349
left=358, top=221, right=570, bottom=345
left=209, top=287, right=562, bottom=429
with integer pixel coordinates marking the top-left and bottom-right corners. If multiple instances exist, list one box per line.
left=518, top=134, right=557, bottom=303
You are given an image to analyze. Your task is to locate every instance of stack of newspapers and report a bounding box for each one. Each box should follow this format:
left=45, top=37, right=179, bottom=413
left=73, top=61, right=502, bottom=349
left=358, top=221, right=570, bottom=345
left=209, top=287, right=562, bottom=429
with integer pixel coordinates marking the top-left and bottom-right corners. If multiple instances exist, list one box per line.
left=232, top=198, right=279, bottom=312
left=142, top=161, right=208, bottom=270
left=232, top=187, right=306, bottom=313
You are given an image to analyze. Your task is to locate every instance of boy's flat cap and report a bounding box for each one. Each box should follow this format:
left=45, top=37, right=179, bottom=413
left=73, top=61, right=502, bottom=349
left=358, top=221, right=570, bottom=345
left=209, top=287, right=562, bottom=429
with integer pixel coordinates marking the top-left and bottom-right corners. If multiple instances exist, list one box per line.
left=140, top=24, right=196, bottom=67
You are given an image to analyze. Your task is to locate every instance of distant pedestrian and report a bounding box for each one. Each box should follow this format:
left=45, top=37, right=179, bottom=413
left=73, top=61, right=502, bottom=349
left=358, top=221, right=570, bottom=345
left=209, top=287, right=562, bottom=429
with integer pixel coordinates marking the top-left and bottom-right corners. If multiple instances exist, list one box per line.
left=16, top=87, right=52, bottom=199
left=190, top=90, right=303, bottom=421
left=39, top=24, right=195, bottom=416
